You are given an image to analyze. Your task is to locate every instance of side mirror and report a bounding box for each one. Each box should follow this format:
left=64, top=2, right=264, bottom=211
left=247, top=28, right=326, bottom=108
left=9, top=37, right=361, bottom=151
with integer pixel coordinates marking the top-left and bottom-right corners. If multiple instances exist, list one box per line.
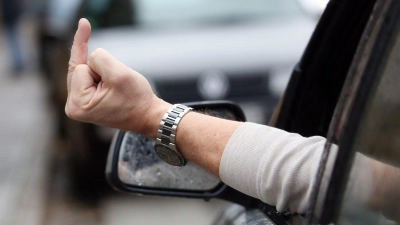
left=106, top=101, right=245, bottom=199
left=105, top=101, right=291, bottom=224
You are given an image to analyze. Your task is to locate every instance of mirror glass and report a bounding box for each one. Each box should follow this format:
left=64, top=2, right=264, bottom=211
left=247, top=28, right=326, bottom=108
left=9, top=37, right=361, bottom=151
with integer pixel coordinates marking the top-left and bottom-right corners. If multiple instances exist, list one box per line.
left=118, top=132, right=220, bottom=190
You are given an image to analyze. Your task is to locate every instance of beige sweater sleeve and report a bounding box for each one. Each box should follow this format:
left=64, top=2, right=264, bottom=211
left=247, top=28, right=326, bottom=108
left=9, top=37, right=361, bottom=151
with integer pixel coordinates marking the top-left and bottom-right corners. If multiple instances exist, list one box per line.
left=219, top=122, right=326, bottom=214
left=219, top=123, right=376, bottom=224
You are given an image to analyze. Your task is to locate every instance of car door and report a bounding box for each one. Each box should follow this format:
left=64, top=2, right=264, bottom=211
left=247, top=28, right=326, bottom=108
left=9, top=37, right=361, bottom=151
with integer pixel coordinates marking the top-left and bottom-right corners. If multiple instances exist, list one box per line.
left=267, top=0, right=400, bottom=224
left=306, top=0, right=400, bottom=224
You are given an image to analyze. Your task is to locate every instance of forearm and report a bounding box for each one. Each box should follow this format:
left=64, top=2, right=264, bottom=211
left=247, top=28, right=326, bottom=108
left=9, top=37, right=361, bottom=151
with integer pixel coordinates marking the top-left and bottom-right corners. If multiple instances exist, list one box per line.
left=175, top=110, right=242, bottom=177
left=138, top=98, right=241, bottom=177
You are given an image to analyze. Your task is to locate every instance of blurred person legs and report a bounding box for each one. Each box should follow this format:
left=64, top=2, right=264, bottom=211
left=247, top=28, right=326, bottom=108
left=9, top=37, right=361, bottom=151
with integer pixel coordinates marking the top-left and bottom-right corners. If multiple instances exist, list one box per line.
left=1, top=0, right=24, bottom=74
left=4, top=23, right=24, bottom=73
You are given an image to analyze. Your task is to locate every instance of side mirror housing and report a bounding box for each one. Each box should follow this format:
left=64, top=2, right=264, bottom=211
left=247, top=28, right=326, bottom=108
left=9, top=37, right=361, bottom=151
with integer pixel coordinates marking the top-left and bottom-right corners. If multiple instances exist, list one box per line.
left=106, top=101, right=245, bottom=199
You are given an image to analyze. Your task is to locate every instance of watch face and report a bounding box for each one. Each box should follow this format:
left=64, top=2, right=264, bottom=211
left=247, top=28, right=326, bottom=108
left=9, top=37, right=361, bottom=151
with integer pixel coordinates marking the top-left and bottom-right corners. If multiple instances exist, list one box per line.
left=154, top=144, right=185, bottom=167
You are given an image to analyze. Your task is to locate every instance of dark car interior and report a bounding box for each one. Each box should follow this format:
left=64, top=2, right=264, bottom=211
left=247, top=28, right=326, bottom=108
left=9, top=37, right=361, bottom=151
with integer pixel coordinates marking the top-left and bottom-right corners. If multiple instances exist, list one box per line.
left=274, top=0, right=376, bottom=138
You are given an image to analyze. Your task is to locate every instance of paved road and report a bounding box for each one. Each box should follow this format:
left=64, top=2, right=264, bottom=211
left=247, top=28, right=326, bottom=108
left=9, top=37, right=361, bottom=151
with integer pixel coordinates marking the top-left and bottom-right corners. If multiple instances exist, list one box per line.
left=0, top=16, right=232, bottom=225
left=0, top=16, right=52, bottom=225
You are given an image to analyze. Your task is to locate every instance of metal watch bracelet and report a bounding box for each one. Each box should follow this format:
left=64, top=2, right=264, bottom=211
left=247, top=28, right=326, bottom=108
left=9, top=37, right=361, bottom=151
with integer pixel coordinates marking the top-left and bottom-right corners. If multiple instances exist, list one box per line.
left=155, top=104, right=192, bottom=165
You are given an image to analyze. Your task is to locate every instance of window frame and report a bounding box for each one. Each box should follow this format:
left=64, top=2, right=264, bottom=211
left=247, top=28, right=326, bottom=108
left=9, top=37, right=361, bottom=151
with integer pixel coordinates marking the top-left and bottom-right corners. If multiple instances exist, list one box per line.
left=308, top=0, right=400, bottom=223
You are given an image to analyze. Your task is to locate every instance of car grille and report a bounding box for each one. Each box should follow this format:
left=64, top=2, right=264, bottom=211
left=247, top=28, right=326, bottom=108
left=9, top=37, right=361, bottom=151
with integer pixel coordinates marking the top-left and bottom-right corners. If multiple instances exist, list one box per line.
left=154, top=72, right=274, bottom=104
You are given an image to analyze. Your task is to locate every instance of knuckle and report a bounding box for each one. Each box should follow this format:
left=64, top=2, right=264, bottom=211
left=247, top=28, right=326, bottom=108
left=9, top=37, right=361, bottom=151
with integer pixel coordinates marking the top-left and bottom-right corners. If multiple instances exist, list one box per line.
left=71, top=110, right=84, bottom=121
left=89, top=48, right=106, bottom=63
left=116, top=70, right=130, bottom=83
left=113, top=67, right=133, bottom=86
left=68, top=107, right=86, bottom=121
left=65, top=98, right=87, bottom=121
left=65, top=101, right=76, bottom=119
left=94, top=47, right=106, bottom=54
left=65, top=106, right=79, bottom=120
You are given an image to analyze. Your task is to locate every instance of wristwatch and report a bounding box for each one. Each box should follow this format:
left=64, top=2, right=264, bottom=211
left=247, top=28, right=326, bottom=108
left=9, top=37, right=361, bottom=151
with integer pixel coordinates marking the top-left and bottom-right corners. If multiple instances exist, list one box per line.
left=154, top=104, right=192, bottom=167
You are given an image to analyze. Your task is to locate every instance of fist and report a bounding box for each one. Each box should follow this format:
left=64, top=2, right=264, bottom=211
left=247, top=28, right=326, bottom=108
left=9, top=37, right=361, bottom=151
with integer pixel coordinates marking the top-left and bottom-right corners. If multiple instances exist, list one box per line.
left=65, top=19, right=170, bottom=137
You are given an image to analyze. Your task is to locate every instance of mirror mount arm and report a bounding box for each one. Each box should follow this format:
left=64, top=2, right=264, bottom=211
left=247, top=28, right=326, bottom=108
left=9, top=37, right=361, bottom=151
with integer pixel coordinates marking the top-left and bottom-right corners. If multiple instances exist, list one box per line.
left=217, top=186, right=258, bottom=208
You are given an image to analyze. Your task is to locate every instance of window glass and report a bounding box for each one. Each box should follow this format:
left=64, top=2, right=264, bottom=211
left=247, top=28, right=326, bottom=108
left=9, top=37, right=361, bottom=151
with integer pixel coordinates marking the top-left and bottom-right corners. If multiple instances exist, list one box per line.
left=337, top=13, right=400, bottom=225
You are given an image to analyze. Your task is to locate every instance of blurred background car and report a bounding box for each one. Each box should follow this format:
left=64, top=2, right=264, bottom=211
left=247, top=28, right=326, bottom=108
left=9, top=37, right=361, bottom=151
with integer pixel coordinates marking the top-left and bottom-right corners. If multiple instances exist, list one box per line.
left=38, top=0, right=320, bottom=200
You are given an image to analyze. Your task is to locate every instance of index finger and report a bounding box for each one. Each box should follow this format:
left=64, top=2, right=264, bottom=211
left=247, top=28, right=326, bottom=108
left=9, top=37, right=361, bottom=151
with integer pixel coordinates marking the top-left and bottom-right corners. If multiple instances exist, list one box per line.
left=67, top=18, right=91, bottom=94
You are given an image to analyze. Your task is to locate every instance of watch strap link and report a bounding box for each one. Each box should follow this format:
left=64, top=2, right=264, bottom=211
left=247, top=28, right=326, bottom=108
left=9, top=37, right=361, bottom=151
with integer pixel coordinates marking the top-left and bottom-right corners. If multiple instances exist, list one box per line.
left=156, top=104, right=192, bottom=152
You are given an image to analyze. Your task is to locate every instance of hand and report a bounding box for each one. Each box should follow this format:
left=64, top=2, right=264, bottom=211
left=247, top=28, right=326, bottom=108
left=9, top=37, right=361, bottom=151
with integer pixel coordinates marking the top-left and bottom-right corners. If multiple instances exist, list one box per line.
left=65, top=18, right=170, bottom=137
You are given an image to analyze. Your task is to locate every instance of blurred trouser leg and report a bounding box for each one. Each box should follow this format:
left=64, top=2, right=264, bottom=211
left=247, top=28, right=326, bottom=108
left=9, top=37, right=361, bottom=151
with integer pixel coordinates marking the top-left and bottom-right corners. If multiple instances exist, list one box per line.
left=5, top=23, right=24, bottom=73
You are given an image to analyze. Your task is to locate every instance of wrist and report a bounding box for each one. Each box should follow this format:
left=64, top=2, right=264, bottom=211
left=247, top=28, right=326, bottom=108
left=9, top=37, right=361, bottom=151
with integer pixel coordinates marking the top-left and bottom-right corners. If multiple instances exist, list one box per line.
left=138, top=96, right=172, bottom=139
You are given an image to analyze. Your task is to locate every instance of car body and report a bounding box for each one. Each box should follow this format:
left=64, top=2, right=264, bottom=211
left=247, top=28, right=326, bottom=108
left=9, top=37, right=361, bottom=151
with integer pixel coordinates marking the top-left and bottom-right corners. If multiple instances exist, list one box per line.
left=105, top=0, right=400, bottom=224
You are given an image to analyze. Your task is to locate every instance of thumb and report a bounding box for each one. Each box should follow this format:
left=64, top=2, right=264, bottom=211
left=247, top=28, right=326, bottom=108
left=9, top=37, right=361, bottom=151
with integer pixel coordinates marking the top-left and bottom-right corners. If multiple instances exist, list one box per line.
left=67, top=18, right=91, bottom=94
